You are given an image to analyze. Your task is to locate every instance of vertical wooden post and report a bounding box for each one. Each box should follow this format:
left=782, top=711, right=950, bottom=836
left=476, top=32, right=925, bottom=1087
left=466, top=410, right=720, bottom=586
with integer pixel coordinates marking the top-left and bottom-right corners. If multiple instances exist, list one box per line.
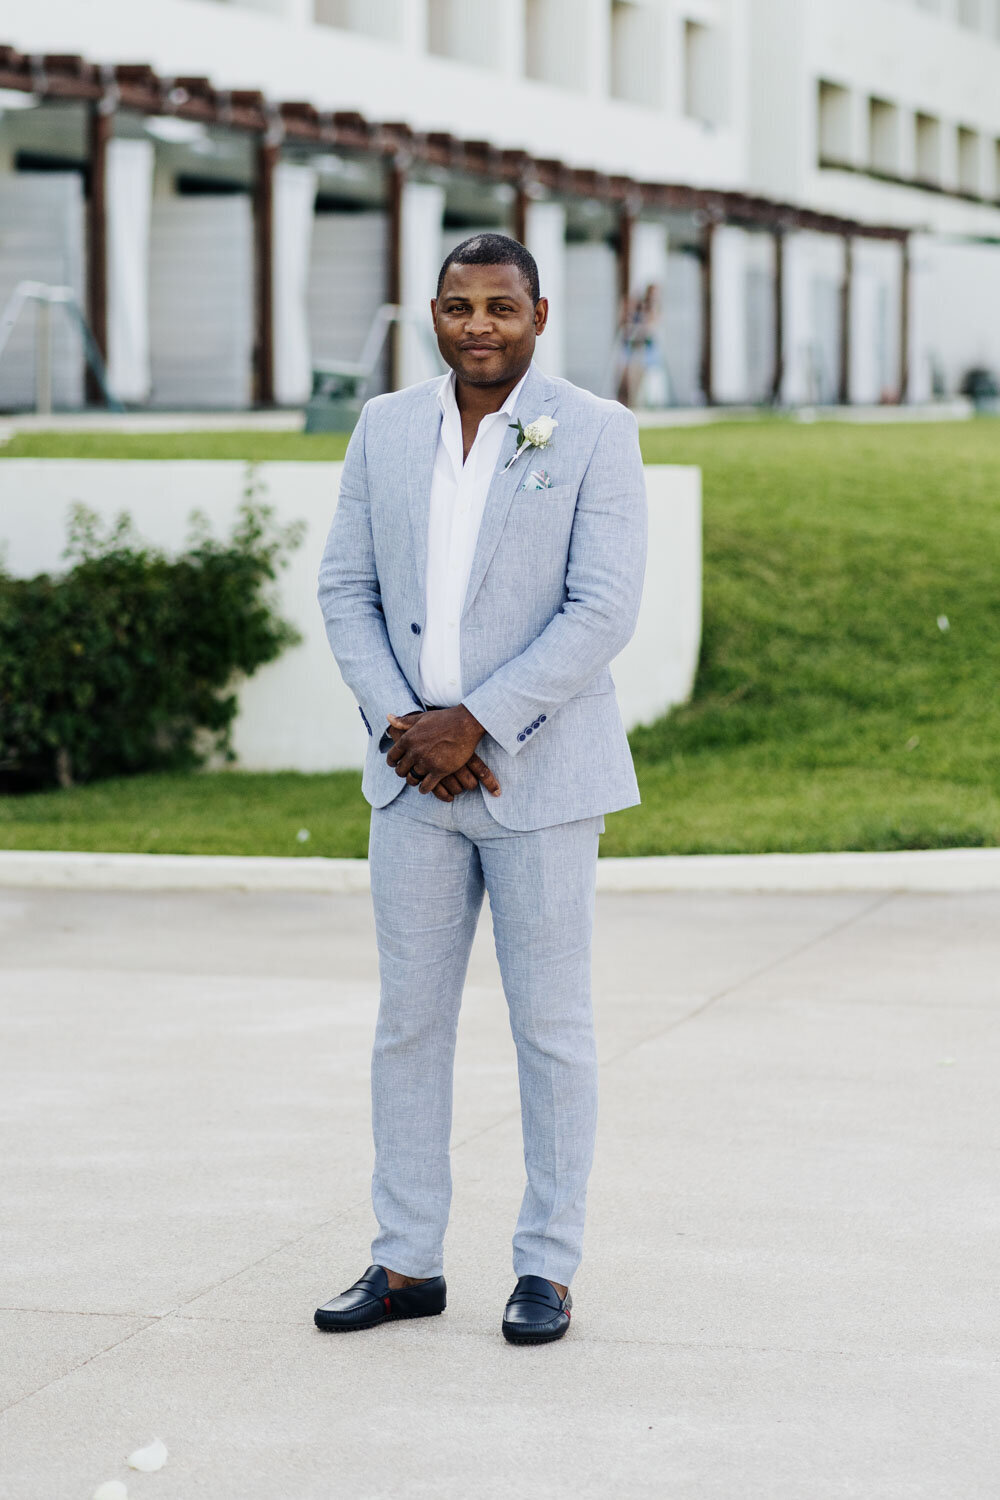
left=771, top=227, right=785, bottom=404
left=85, top=102, right=112, bottom=406
left=618, top=203, right=635, bottom=305
left=898, top=234, right=911, bottom=403
left=700, top=217, right=715, bottom=405
left=513, top=182, right=529, bottom=246
left=616, top=204, right=636, bottom=404
left=386, top=157, right=406, bottom=391
left=253, top=138, right=278, bottom=406
left=839, top=234, right=853, bottom=406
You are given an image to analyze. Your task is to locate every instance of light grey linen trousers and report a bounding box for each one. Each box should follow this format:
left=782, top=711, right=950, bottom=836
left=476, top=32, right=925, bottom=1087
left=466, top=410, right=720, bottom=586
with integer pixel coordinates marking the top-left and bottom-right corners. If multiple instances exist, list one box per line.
left=368, top=780, right=605, bottom=1287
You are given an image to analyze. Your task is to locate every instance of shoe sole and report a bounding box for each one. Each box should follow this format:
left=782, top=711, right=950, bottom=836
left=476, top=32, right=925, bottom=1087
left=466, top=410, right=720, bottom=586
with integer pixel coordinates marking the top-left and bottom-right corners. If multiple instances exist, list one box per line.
left=501, top=1322, right=569, bottom=1345
left=315, top=1305, right=445, bottom=1332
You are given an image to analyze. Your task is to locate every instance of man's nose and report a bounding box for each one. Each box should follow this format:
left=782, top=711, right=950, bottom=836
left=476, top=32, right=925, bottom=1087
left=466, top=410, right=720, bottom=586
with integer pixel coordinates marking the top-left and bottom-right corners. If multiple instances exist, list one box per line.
left=464, top=311, right=494, bottom=333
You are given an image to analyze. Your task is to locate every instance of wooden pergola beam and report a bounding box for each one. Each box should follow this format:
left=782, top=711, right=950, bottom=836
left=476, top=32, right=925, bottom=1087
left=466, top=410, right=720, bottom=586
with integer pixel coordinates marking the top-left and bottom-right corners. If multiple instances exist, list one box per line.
left=0, top=41, right=910, bottom=247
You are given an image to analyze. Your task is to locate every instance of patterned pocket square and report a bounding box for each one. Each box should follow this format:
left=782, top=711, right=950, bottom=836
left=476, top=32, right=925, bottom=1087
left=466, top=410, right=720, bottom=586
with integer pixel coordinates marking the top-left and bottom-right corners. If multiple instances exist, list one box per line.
left=521, top=469, right=554, bottom=491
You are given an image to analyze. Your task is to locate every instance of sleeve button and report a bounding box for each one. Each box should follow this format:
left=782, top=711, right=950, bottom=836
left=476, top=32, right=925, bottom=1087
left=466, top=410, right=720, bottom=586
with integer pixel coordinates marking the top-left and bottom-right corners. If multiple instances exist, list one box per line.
left=517, top=733, right=526, bottom=742
left=539, top=714, right=546, bottom=722
left=410, top=622, right=421, bottom=634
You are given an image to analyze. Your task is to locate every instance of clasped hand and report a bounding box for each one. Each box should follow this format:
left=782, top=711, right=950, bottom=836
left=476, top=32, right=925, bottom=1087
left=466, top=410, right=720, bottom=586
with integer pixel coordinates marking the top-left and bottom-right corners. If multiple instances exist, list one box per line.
left=385, top=706, right=500, bottom=802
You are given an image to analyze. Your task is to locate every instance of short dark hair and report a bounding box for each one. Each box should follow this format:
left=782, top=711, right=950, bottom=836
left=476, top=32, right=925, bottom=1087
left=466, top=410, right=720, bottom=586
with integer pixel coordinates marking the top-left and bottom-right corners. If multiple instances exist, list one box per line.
left=436, top=233, right=541, bottom=304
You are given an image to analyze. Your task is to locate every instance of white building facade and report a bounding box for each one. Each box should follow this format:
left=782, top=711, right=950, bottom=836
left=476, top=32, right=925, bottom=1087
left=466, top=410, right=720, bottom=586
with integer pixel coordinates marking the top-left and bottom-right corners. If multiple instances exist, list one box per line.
left=0, top=0, right=997, bottom=410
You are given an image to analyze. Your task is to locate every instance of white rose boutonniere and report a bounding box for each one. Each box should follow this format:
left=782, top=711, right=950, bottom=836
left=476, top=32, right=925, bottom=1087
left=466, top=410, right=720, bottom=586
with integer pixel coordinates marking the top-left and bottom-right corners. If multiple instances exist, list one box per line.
left=503, top=413, right=558, bottom=471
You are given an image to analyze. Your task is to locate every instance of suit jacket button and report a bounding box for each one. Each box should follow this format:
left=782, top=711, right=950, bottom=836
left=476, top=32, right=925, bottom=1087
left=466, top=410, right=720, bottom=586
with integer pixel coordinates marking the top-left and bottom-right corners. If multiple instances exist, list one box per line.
left=526, top=727, right=533, bottom=735
left=532, top=719, right=540, bottom=729
left=539, top=714, right=546, bottom=722
left=410, top=622, right=421, bottom=634
left=517, top=733, right=526, bottom=742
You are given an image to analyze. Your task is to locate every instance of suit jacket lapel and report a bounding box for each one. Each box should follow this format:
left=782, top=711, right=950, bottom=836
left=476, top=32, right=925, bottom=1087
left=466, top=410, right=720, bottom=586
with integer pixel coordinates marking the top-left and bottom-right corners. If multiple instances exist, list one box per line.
left=461, top=363, right=559, bottom=619
left=406, top=385, right=443, bottom=602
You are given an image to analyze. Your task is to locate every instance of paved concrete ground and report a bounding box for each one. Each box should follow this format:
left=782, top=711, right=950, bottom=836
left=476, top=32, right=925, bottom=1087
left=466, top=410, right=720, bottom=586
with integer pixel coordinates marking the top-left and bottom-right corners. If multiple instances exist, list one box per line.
left=1, top=884, right=997, bottom=1500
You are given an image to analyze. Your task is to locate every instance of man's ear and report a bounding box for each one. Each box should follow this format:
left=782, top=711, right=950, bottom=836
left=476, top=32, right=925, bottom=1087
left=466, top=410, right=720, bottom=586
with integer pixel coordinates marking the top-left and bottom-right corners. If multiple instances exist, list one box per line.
left=430, top=297, right=438, bottom=331
left=534, top=297, right=549, bottom=336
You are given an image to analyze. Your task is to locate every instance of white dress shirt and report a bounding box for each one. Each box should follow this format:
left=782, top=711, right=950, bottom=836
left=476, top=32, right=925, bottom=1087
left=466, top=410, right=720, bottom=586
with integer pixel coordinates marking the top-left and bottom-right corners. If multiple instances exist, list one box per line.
left=418, top=365, right=529, bottom=708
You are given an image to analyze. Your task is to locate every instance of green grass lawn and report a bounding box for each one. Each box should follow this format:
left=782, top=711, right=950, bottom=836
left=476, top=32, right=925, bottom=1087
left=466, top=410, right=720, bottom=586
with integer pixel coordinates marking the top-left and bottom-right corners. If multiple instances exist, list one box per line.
left=3, top=417, right=999, bottom=857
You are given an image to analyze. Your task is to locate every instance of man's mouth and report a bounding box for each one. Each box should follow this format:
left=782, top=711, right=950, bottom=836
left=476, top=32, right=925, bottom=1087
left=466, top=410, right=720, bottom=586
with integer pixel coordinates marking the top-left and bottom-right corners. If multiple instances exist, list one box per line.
left=461, top=343, right=502, bottom=354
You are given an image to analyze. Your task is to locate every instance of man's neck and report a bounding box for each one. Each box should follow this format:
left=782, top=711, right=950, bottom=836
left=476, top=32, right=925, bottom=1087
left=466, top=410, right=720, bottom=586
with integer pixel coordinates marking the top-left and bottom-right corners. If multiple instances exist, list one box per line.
left=453, top=364, right=530, bottom=426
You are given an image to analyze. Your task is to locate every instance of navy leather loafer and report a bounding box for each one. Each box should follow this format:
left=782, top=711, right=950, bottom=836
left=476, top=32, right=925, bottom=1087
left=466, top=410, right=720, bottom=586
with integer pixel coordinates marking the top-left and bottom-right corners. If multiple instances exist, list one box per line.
left=501, top=1275, right=572, bottom=1344
left=314, top=1264, right=446, bottom=1332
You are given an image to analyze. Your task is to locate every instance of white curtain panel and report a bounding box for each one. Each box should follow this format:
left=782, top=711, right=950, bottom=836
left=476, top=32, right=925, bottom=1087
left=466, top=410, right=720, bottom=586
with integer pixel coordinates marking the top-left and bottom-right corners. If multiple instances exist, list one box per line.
left=272, top=162, right=318, bottom=405
left=0, top=174, right=85, bottom=410
left=106, top=138, right=154, bottom=404
left=149, top=195, right=254, bottom=409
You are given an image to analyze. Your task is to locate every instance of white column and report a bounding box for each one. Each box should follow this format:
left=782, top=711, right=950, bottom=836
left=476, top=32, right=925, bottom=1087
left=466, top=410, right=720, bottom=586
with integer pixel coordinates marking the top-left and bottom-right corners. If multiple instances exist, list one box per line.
left=711, top=225, right=747, bottom=403
left=399, top=180, right=446, bottom=388
left=907, top=235, right=933, bottom=403
left=272, top=162, right=317, bottom=405
left=780, top=232, right=808, bottom=404
left=400, top=0, right=429, bottom=51
left=106, top=138, right=154, bottom=404
left=282, top=0, right=313, bottom=25
left=938, top=121, right=960, bottom=196
left=662, top=3, right=685, bottom=116
left=525, top=199, right=566, bottom=378
left=897, top=106, right=917, bottom=182
left=502, top=0, right=528, bottom=79
left=583, top=0, right=612, bottom=98
left=849, top=87, right=870, bottom=170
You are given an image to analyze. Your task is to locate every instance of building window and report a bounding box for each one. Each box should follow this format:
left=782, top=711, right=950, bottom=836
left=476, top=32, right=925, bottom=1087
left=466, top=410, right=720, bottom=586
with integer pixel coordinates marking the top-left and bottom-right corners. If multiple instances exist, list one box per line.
left=314, top=0, right=400, bottom=41
left=817, top=80, right=852, bottom=164
left=683, top=20, right=721, bottom=126
left=915, top=112, right=941, bottom=183
left=427, top=0, right=495, bottom=65
left=957, top=126, right=981, bottom=194
left=868, top=97, right=900, bottom=175
left=525, top=0, right=584, bottom=88
left=610, top=1, right=663, bottom=108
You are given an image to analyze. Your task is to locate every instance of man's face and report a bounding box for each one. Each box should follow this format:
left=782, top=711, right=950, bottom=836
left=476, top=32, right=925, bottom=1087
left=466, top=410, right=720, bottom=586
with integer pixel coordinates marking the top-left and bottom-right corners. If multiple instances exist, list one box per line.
left=432, top=262, right=547, bottom=389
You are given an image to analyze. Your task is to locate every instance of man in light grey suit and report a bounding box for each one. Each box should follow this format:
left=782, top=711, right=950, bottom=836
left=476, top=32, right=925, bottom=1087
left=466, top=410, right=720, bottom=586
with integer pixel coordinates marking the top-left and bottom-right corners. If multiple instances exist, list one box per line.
left=314, top=234, right=647, bottom=1344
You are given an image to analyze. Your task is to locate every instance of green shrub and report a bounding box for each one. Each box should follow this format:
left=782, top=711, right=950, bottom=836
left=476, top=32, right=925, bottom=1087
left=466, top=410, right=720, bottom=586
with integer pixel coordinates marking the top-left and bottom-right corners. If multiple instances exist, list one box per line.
left=0, top=479, right=303, bottom=792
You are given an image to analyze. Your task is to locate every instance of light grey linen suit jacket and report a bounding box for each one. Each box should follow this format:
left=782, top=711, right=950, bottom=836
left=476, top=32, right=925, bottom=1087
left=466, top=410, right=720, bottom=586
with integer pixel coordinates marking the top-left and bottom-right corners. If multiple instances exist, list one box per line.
left=316, top=360, right=648, bottom=831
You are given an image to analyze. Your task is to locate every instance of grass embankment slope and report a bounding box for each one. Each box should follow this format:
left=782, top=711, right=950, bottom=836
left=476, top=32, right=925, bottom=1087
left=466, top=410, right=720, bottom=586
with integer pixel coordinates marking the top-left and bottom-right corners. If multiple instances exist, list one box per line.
left=2, top=419, right=998, bottom=857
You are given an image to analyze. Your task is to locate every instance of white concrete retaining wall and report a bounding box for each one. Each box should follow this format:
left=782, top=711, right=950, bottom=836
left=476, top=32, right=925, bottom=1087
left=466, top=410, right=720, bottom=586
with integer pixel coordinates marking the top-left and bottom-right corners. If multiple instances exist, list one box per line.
left=0, top=459, right=701, bottom=773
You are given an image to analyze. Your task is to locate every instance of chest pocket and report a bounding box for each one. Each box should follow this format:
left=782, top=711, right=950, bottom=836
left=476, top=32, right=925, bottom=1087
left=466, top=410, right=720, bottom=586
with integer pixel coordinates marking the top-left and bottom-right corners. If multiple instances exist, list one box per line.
left=509, top=482, right=577, bottom=508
